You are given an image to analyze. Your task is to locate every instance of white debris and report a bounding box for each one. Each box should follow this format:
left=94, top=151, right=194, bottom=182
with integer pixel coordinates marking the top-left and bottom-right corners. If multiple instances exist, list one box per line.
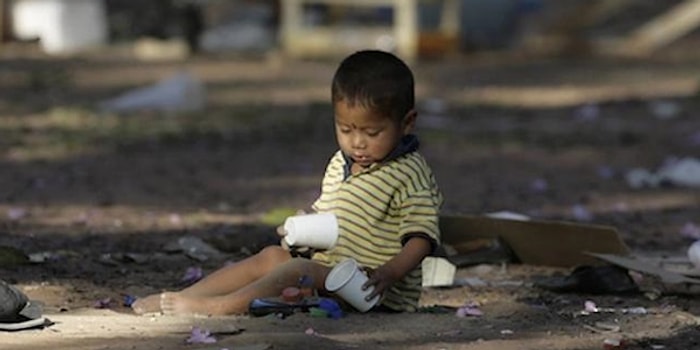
left=625, top=157, right=700, bottom=188
left=649, top=100, right=681, bottom=119
left=100, top=72, right=205, bottom=113
left=687, top=240, right=700, bottom=270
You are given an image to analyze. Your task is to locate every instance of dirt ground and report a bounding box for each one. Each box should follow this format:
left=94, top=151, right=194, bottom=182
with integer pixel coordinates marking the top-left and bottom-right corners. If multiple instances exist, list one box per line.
left=1, top=43, right=700, bottom=350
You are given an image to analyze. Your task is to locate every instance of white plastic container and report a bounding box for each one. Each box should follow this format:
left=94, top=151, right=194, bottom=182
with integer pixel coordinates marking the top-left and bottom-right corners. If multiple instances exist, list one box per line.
left=283, top=213, right=339, bottom=250
left=11, top=0, right=107, bottom=54
left=325, top=259, right=380, bottom=312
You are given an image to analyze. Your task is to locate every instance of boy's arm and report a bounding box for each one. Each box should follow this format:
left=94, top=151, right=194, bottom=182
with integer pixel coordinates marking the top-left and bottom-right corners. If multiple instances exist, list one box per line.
left=362, top=235, right=432, bottom=301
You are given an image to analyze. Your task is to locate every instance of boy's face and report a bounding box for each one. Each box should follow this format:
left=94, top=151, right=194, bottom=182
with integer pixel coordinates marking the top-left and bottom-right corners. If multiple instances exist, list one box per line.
left=334, top=100, right=415, bottom=168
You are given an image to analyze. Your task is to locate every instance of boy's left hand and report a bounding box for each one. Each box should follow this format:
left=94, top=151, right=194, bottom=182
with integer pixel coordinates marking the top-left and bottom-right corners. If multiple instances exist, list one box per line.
left=362, top=265, right=400, bottom=301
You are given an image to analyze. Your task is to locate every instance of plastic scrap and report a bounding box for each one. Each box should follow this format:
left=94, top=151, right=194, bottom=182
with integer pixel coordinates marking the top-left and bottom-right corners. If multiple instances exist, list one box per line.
left=164, top=236, right=223, bottom=261
left=318, top=298, right=343, bottom=319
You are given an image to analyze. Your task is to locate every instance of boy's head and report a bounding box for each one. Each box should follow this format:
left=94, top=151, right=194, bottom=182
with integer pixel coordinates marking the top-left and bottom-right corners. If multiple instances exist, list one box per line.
left=331, top=50, right=417, bottom=168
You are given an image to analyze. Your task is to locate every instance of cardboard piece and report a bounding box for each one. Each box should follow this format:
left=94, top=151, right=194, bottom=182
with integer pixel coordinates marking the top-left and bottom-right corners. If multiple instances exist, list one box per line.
left=440, top=215, right=630, bottom=268
left=586, top=252, right=700, bottom=285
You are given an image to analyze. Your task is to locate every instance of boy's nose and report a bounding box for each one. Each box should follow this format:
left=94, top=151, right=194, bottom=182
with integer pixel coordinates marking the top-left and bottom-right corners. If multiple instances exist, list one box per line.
left=351, top=134, right=366, bottom=149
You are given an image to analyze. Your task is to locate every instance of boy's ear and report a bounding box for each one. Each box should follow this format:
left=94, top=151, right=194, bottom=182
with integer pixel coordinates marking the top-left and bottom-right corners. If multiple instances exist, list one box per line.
left=402, top=109, right=417, bottom=134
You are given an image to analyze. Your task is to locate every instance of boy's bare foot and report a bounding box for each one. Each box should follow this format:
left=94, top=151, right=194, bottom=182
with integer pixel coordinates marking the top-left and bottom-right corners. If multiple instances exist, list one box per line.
left=160, top=292, right=221, bottom=316
left=131, top=293, right=164, bottom=315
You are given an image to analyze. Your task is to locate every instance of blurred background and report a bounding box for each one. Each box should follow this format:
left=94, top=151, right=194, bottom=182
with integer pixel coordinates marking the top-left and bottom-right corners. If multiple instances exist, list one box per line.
left=0, top=0, right=699, bottom=289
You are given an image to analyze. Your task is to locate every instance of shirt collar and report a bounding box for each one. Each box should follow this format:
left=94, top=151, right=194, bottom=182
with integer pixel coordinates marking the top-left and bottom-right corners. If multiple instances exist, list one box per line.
left=342, top=134, right=420, bottom=178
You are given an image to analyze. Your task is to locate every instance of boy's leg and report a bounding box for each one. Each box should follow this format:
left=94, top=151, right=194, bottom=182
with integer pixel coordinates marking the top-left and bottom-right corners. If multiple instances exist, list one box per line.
left=132, top=246, right=291, bottom=314
left=160, top=257, right=331, bottom=316
left=181, top=246, right=292, bottom=297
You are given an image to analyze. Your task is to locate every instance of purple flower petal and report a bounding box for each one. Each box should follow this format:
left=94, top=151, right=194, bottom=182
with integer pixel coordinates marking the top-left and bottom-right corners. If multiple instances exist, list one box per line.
left=529, top=178, right=548, bottom=193
left=680, top=222, right=700, bottom=240
left=573, top=104, right=600, bottom=122
left=185, top=327, right=217, bottom=344
left=596, top=165, right=615, bottom=179
left=94, top=297, right=112, bottom=309
left=571, top=204, right=593, bottom=221
left=7, top=208, right=27, bottom=221
left=455, top=302, right=483, bottom=317
left=181, top=266, right=203, bottom=285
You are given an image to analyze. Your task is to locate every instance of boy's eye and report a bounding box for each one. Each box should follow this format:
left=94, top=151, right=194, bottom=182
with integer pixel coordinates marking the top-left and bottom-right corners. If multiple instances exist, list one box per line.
left=366, top=129, right=381, bottom=137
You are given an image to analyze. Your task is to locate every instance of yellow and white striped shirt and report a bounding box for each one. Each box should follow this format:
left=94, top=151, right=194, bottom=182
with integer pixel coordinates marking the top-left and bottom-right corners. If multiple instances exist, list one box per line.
left=312, top=146, right=442, bottom=311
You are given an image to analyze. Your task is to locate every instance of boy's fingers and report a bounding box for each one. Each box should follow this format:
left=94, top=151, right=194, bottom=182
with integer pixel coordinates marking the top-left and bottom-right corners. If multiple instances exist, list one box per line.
left=276, top=226, right=287, bottom=236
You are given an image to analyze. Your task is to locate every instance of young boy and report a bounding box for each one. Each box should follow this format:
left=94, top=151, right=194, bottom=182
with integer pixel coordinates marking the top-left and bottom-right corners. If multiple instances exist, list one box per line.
left=132, top=50, right=443, bottom=316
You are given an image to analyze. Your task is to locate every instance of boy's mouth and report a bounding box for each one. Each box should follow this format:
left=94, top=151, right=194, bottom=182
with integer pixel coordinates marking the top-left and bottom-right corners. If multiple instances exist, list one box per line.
left=352, top=155, right=373, bottom=166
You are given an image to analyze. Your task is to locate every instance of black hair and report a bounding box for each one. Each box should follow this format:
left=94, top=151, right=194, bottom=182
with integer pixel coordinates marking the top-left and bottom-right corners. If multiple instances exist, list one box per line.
left=331, top=50, right=414, bottom=121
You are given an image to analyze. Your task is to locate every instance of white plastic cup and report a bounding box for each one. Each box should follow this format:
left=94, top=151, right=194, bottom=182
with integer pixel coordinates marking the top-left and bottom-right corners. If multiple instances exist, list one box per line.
left=283, top=213, right=339, bottom=250
left=324, top=258, right=380, bottom=312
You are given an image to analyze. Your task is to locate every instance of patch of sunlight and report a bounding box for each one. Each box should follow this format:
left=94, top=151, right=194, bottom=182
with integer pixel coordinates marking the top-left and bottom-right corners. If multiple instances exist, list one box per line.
left=539, top=190, right=700, bottom=217
left=0, top=204, right=260, bottom=234
left=452, top=78, right=699, bottom=108
left=0, top=105, right=272, bottom=161
left=260, top=207, right=298, bottom=227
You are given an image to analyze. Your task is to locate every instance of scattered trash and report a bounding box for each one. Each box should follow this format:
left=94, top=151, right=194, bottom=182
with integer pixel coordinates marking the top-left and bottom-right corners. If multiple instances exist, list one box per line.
left=583, top=321, right=621, bottom=333
left=27, top=251, right=68, bottom=264
left=626, top=157, right=700, bottom=188
left=99, top=252, right=149, bottom=266
left=185, top=326, right=217, bottom=344
left=587, top=253, right=700, bottom=285
left=181, top=267, right=204, bottom=285
left=318, top=298, right=343, bottom=319
left=584, top=300, right=599, bottom=313
left=304, top=327, right=317, bottom=336
left=455, top=302, right=483, bottom=317
left=687, top=241, right=700, bottom=270
left=656, top=157, right=700, bottom=188
left=422, top=257, right=456, bottom=287
left=248, top=296, right=328, bottom=318
left=648, top=100, right=681, bottom=119
left=164, top=236, right=223, bottom=261
left=100, top=72, right=205, bottom=113
left=625, top=168, right=658, bottom=189
left=123, top=295, right=136, bottom=307
left=500, top=329, right=514, bottom=335
left=602, top=337, right=626, bottom=349
left=453, top=277, right=488, bottom=287
left=534, top=265, right=639, bottom=295
left=441, top=215, right=628, bottom=268
left=485, top=211, right=530, bottom=221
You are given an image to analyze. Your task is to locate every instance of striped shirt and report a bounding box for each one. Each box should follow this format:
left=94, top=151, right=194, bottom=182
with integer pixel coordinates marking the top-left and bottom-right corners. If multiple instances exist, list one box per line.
left=312, top=145, right=443, bottom=311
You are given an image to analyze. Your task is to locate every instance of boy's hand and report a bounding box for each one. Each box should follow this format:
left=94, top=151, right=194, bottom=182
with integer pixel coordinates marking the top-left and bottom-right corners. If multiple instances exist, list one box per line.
left=360, top=236, right=433, bottom=302
left=362, top=264, right=401, bottom=301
